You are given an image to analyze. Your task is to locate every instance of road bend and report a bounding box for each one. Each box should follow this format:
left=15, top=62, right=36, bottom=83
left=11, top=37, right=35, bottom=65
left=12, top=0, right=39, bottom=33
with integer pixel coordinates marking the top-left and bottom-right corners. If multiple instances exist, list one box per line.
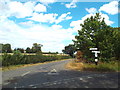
left=2, top=59, right=119, bottom=88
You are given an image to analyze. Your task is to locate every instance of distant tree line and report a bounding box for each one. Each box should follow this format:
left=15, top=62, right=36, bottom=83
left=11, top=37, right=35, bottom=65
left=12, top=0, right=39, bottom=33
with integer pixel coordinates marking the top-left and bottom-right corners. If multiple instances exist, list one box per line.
left=0, top=43, right=60, bottom=54
left=62, top=13, right=120, bottom=62
left=0, top=43, right=71, bottom=67
left=0, top=43, right=43, bottom=53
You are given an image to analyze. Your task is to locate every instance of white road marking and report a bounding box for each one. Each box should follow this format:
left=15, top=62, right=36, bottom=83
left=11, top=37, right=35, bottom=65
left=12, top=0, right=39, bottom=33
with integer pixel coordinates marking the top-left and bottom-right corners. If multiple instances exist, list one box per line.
left=87, top=76, right=92, bottom=79
left=80, top=78, right=83, bottom=80
left=29, top=85, right=34, bottom=86
left=21, top=71, right=30, bottom=77
left=48, top=69, right=59, bottom=75
left=51, top=69, right=57, bottom=73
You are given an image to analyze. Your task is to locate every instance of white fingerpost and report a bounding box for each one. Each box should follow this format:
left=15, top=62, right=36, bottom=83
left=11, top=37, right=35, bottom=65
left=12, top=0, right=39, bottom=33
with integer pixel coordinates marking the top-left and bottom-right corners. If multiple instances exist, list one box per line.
left=89, top=48, right=98, bottom=51
left=89, top=48, right=100, bottom=65
left=92, top=51, right=100, bottom=57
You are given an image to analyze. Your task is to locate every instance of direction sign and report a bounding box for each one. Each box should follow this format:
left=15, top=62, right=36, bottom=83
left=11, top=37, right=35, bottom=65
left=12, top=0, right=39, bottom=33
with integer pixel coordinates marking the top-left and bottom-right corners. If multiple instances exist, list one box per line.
left=89, top=48, right=98, bottom=50
left=92, top=51, right=100, bottom=57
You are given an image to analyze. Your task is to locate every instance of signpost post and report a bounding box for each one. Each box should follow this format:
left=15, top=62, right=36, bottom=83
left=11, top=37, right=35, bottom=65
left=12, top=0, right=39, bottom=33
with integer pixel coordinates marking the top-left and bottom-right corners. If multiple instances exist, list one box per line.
left=89, top=48, right=100, bottom=65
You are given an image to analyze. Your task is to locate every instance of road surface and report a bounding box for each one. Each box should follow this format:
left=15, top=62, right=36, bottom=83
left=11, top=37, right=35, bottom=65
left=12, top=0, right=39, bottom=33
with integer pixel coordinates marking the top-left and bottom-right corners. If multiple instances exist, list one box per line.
left=2, top=59, right=119, bottom=88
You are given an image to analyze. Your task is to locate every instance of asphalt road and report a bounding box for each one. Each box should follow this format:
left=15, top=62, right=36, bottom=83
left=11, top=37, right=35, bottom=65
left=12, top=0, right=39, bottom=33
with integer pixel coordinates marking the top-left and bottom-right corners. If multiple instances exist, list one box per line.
left=2, top=59, right=119, bottom=88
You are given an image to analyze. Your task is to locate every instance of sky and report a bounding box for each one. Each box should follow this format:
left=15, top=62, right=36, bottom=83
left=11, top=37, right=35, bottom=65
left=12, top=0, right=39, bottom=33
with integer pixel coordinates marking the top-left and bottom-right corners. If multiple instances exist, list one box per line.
left=0, top=0, right=119, bottom=53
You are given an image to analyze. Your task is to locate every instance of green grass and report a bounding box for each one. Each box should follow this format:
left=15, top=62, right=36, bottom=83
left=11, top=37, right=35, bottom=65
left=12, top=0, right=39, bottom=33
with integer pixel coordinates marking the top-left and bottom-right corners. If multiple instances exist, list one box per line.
left=83, top=61, right=120, bottom=72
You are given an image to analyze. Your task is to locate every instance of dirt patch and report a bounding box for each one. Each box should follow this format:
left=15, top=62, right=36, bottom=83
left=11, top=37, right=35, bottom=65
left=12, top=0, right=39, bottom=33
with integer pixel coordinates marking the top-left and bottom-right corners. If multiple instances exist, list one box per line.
left=65, top=60, right=84, bottom=71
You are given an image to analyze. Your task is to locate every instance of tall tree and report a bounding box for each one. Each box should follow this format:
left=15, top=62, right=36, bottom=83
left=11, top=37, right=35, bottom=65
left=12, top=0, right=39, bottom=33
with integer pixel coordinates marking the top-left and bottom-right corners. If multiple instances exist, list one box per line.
left=0, top=43, right=3, bottom=53
left=32, top=43, right=43, bottom=53
left=26, top=47, right=32, bottom=53
left=2, top=43, right=12, bottom=53
left=62, top=44, right=76, bottom=57
left=73, top=13, right=115, bottom=61
left=16, top=48, right=24, bottom=53
left=112, top=27, right=120, bottom=60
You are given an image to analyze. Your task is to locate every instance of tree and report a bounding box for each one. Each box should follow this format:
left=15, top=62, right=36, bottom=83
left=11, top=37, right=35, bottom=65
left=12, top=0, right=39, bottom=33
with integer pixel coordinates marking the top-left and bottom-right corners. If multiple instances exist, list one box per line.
left=0, top=43, right=3, bottom=53
left=32, top=43, right=43, bottom=53
left=26, top=47, right=32, bottom=53
left=73, top=13, right=115, bottom=61
left=16, top=48, right=24, bottom=53
left=62, top=44, right=76, bottom=57
left=112, top=27, right=120, bottom=60
left=2, top=43, right=12, bottom=53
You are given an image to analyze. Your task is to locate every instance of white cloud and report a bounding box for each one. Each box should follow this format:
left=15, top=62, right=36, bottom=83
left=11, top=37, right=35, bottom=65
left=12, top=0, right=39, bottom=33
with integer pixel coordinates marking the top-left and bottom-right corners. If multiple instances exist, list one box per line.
left=0, top=0, right=48, bottom=18
left=38, top=0, right=57, bottom=5
left=29, top=12, right=72, bottom=24
left=51, top=25, right=63, bottom=30
left=70, top=20, right=82, bottom=32
left=0, top=17, right=74, bottom=53
left=70, top=13, right=114, bottom=32
left=65, top=0, right=77, bottom=8
left=8, top=1, right=35, bottom=18
left=99, top=1, right=118, bottom=15
left=28, top=13, right=58, bottom=23
left=34, top=4, right=47, bottom=12
left=55, top=12, right=72, bottom=24
left=19, top=21, right=34, bottom=27
left=100, top=13, right=114, bottom=25
left=85, top=8, right=97, bottom=14
left=0, top=0, right=10, bottom=17
left=0, top=0, right=35, bottom=18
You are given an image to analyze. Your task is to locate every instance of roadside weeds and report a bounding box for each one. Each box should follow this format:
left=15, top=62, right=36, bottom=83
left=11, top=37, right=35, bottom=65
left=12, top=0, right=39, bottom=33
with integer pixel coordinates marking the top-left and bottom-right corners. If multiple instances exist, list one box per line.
left=65, top=60, right=120, bottom=72
left=2, top=59, right=71, bottom=71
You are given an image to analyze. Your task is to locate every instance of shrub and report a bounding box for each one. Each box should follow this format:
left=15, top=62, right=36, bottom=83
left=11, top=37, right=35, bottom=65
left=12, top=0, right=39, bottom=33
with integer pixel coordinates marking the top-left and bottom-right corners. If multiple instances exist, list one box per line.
left=2, top=53, right=71, bottom=67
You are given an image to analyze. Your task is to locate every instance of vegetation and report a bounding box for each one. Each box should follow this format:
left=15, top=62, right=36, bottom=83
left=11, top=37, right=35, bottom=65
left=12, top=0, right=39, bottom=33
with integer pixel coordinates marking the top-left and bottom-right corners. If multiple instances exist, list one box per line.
left=63, top=13, right=120, bottom=62
left=0, top=43, right=43, bottom=53
left=83, top=61, right=119, bottom=72
left=62, top=44, right=76, bottom=57
left=66, top=60, right=119, bottom=72
left=0, top=43, right=12, bottom=53
left=2, top=51, right=71, bottom=67
left=64, top=13, right=120, bottom=72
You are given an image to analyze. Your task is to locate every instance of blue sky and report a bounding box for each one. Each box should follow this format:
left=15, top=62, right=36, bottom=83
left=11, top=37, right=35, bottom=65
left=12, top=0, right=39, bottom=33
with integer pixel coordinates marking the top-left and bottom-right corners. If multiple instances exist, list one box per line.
left=0, top=0, right=119, bottom=52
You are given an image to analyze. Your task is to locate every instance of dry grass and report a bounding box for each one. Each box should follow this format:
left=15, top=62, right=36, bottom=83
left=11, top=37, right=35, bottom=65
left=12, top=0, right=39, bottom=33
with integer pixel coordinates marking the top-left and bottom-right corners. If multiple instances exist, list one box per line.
left=65, top=60, right=84, bottom=71
left=66, top=60, right=120, bottom=72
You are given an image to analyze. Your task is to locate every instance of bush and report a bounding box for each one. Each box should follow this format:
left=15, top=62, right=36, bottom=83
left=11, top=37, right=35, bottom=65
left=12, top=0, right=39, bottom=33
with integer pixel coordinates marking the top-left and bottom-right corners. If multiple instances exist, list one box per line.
left=11, top=51, right=24, bottom=65
left=2, top=53, right=12, bottom=66
left=2, top=53, right=71, bottom=67
left=83, top=61, right=119, bottom=72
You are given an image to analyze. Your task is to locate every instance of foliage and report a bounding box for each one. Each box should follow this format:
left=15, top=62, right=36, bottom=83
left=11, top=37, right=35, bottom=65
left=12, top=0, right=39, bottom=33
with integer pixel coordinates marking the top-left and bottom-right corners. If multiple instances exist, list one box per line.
left=112, top=27, right=120, bottom=60
left=42, top=52, right=58, bottom=54
left=68, top=60, right=119, bottom=72
left=32, top=43, right=43, bottom=53
left=62, top=44, right=76, bottom=57
left=14, top=48, right=24, bottom=53
left=0, top=43, right=12, bottom=53
left=83, top=61, right=119, bottom=72
left=26, top=47, right=32, bottom=53
left=73, top=13, right=120, bottom=62
left=76, top=50, right=83, bottom=60
left=2, top=52, right=71, bottom=67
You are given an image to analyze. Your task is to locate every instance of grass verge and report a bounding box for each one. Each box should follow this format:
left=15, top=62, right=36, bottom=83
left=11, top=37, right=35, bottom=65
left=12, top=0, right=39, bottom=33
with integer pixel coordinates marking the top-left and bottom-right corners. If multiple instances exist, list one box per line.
left=66, top=60, right=120, bottom=72
left=2, top=59, right=71, bottom=71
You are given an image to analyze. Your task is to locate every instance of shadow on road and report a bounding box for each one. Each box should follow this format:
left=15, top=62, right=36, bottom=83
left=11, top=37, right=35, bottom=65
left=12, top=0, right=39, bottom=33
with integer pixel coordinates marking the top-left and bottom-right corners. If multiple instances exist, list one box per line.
left=2, top=69, right=119, bottom=88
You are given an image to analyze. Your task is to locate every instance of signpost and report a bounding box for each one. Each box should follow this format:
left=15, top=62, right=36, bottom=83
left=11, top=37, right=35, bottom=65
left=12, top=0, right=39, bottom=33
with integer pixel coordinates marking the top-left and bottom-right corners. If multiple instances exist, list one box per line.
left=90, top=48, right=100, bottom=65
left=89, top=48, right=98, bottom=51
